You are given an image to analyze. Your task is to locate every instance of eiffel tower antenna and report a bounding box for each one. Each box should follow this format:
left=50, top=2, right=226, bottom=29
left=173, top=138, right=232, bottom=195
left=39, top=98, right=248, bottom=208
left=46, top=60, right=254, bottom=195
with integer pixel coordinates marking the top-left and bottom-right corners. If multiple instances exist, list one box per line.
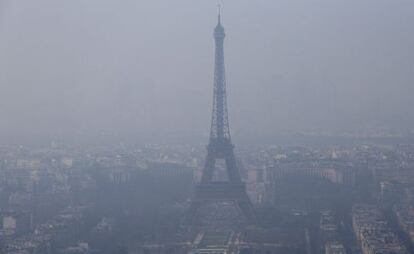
left=218, top=3, right=221, bottom=23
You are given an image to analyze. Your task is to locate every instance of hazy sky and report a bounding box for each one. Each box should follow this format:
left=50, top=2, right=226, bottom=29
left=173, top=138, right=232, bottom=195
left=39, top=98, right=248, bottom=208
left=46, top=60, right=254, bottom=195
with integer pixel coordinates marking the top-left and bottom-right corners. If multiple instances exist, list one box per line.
left=1, top=0, right=414, bottom=139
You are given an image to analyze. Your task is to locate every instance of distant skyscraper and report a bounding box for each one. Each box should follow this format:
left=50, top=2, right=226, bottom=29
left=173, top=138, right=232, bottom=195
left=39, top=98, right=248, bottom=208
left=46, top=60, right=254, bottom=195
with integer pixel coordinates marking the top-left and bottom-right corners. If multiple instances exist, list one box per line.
left=187, top=11, right=256, bottom=225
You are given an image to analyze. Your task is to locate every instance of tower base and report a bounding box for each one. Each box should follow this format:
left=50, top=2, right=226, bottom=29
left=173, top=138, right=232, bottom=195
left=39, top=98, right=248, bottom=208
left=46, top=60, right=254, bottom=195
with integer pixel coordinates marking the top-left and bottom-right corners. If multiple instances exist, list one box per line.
left=186, top=182, right=257, bottom=228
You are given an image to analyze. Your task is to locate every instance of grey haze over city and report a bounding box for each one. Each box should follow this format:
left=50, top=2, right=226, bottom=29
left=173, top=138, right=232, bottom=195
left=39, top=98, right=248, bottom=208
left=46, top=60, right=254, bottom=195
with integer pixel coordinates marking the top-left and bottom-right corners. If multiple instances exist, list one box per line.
left=4, top=1, right=414, bottom=253
left=1, top=0, right=414, bottom=141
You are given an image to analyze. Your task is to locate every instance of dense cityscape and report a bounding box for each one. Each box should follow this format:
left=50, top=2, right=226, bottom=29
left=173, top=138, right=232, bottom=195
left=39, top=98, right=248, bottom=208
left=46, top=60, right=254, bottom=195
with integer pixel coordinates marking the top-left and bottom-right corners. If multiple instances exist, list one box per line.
left=1, top=138, right=414, bottom=253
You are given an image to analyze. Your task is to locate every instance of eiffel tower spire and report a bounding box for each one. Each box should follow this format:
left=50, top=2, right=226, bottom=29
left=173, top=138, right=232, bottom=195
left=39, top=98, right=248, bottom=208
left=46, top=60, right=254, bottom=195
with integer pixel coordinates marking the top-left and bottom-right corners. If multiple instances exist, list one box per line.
left=210, top=6, right=230, bottom=143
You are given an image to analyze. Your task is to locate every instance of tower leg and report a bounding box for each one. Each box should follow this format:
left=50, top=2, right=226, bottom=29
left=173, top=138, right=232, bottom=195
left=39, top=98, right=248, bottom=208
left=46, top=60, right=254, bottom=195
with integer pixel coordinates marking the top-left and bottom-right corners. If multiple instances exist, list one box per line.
left=201, top=152, right=216, bottom=182
left=224, top=152, right=241, bottom=182
left=237, top=199, right=257, bottom=224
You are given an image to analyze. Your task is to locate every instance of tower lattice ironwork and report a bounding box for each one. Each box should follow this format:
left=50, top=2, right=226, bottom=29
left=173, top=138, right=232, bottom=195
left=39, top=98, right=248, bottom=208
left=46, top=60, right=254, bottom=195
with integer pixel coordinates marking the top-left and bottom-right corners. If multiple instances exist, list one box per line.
left=187, top=12, right=256, bottom=225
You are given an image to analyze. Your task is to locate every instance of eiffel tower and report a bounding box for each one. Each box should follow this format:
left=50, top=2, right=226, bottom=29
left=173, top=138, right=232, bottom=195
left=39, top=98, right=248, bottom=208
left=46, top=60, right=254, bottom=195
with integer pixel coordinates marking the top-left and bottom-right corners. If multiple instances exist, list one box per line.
left=187, top=11, right=256, bottom=225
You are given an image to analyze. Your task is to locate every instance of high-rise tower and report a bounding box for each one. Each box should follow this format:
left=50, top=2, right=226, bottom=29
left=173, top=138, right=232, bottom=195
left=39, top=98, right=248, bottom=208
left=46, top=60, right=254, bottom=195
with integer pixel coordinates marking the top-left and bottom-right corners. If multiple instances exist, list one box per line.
left=187, top=11, right=256, bottom=225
